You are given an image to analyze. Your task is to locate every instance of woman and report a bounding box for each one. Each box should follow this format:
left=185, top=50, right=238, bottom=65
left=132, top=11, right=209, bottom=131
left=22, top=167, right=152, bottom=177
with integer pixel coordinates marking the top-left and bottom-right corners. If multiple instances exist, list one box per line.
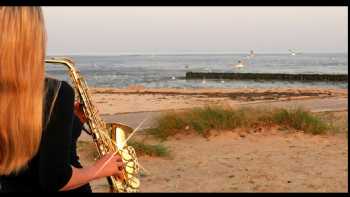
left=0, top=6, right=123, bottom=192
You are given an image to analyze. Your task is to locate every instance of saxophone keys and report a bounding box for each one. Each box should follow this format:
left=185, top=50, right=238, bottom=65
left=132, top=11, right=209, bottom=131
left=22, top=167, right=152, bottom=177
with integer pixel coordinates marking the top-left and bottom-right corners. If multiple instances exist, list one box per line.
left=127, top=177, right=140, bottom=189
left=94, top=133, right=100, bottom=139
left=125, top=165, right=135, bottom=174
left=99, top=145, right=104, bottom=151
left=121, top=152, right=132, bottom=161
left=125, top=161, right=135, bottom=167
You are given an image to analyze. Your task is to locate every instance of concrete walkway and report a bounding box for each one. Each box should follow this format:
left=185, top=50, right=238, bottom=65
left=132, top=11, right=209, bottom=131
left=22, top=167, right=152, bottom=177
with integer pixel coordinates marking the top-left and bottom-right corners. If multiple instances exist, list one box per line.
left=100, top=97, right=348, bottom=131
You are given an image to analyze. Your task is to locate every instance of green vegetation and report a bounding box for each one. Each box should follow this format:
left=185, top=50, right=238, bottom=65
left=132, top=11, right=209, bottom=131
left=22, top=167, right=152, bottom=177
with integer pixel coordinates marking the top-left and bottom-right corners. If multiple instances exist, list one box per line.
left=272, top=108, right=329, bottom=135
left=128, top=140, right=169, bottom=157
left=77, top=140, right=92, bottom=151
left=146, top=105, right=335, bottom=140
left=77, top=139, right=169, bottom=158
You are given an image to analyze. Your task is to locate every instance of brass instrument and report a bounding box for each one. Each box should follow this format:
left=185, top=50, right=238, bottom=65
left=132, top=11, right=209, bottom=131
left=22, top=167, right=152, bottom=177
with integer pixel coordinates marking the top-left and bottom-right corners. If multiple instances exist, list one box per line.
left=45, top=57, right=140, bottom=192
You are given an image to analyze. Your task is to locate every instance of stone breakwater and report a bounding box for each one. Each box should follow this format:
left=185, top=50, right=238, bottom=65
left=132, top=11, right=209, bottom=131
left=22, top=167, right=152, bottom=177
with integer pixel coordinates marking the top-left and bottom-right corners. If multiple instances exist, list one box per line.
left=185, top=72, right=348, bottom=82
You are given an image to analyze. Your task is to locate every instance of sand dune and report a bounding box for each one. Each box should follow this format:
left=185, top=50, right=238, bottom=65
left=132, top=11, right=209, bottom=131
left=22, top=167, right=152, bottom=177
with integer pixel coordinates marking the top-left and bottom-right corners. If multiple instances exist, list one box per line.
left=76, top=87, right=348, bottom=192
left=78, top=126, right=348, bottom=192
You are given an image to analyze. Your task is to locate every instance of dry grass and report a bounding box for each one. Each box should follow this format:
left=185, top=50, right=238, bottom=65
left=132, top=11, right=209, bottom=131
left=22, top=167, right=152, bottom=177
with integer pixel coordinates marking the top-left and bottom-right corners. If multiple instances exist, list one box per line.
left=316, top=111, right=348, bottom=136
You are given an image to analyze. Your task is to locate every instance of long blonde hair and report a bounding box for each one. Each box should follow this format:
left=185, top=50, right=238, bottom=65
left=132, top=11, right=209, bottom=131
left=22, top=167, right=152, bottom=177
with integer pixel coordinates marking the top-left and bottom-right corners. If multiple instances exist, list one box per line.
left=0, top=6, right=46, bottom=175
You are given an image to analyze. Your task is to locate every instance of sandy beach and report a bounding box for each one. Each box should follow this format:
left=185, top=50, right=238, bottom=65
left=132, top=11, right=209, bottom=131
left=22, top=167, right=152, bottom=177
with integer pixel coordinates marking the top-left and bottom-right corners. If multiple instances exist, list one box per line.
left=77, top=87, right=348, bottom=192
left=1, top=5, right=346, bottom=193
left=91, top=87, right=347, bottom=114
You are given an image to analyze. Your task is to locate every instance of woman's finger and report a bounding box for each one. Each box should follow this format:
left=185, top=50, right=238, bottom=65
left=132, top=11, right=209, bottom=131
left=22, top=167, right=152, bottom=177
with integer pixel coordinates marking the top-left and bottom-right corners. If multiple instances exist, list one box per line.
left=116, top=170, right=126, bottom=179
left=116, top=158, right=122, bottom=162
left=116, top=161, right=124, bottom=168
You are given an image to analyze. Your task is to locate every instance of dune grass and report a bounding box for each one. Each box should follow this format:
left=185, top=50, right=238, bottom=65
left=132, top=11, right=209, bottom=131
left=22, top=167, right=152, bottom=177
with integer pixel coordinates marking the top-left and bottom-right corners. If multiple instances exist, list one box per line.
left=77, top=140, right=169, bottom=158
left=128, top=140, right=169, bottom=157
left=146, top=105, right=333, bottom=140
left=272, top=108, right=330, bottom=135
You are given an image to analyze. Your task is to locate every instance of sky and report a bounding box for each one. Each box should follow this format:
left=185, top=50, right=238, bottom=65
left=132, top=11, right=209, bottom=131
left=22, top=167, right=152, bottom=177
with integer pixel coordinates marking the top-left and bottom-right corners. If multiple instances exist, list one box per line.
left=42, top=6, right=348, bottom=55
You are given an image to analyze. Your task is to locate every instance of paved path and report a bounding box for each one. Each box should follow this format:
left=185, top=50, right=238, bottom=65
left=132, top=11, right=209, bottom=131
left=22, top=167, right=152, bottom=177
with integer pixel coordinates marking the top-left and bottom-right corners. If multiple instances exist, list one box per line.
left=101, top=97, right=348, bottom=131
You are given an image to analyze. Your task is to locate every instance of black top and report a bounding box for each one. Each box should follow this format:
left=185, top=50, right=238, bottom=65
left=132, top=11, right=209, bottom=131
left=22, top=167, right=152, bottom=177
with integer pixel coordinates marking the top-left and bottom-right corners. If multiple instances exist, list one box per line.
left=0, top=79, right=92, bottom=192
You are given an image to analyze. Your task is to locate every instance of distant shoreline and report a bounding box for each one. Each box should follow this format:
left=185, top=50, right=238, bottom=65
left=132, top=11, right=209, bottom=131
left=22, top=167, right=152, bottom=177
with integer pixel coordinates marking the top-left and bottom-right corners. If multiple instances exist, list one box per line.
left=185, top=72, right=348, bottom=82
left=91, top=86, right=348, bottom=95
left=89, top=86, right=348, bottom=115
left=46, top=52, right=349, bottom=57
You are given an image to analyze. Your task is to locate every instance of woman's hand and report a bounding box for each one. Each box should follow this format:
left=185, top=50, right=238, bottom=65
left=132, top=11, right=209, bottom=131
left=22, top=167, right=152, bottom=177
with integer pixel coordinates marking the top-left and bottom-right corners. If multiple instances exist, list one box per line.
left=74, top=101, right=87, bottom=124
left=92, top=152, right=125, bottom=180
left=60, top=152, right=125, bottom=191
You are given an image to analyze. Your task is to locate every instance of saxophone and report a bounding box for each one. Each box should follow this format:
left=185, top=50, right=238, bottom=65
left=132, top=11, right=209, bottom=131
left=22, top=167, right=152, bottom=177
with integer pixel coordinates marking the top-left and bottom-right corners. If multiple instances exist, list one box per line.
left=45, top=57, right=140, bottom=192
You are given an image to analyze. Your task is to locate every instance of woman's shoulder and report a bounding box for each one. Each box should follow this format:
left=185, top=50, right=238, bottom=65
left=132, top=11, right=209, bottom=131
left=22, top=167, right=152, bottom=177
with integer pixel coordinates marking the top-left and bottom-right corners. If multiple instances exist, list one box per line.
left=45, top=77, right=74, bottom=99
left=59, top=81, right=74, bottom=98
left=43, top=78, right=75, bottom=127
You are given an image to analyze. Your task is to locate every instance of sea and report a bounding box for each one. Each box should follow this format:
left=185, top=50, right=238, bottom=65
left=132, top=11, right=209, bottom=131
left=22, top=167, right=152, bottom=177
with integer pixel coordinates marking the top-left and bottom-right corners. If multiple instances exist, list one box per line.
left=46, top=53, right=348, bottom=89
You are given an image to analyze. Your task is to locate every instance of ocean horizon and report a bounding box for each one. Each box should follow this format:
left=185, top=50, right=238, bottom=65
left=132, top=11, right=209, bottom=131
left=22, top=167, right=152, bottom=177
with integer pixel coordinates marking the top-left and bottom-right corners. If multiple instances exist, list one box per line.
left=46, top=52, right=348, bottom=89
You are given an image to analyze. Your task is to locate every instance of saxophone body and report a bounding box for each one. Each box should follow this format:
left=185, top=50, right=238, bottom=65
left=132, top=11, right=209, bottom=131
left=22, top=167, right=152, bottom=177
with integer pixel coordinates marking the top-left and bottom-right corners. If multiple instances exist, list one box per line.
left=45, top=57, right=140, bottom=192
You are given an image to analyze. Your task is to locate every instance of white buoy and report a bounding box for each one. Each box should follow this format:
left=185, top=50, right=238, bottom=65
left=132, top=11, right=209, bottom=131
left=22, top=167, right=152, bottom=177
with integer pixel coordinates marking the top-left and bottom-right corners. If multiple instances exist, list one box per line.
left=288, top=49, right=300, bottom=56
left=171, top=76, right=176, bottom=80
left=204, top=67, right=212, bottom=72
